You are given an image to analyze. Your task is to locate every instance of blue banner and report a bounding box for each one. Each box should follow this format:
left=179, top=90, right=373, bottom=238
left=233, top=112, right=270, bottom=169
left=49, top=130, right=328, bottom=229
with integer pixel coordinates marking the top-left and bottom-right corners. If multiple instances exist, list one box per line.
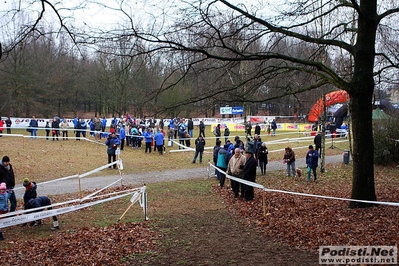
left=232, top=106, right=244, bottom=115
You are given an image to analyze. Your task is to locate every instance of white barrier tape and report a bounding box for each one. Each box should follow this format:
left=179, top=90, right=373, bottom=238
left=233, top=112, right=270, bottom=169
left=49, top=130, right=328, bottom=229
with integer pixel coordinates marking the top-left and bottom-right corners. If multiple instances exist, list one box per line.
left=79, top=161, right=119, bottom=178
left=169, top=140, right=195, bottom=152
left=208, top=162, right=399, bottom=207
left=262, top=187, right=399, bottom=207
left=14, top=161, right=119, bottom=192
left=82, top=177, right=123, bottom=200
left=0, top=188, right=145, bottom=228
left=208, top=163, right=264, bottom=189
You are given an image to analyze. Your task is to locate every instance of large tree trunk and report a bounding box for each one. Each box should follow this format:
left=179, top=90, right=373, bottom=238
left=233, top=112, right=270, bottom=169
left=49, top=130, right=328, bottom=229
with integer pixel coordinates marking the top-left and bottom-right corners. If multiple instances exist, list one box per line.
left=349, top=0, right=378, bottom=208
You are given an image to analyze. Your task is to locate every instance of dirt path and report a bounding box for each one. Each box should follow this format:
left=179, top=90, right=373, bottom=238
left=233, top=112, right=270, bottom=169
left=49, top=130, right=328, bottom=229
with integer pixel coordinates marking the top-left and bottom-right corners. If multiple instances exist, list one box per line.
left=14, top=154, right=344, bottom=198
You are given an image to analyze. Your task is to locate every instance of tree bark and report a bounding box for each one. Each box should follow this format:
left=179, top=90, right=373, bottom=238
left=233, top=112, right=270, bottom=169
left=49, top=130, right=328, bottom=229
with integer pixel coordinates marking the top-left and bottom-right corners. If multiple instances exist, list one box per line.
left=349, top=0, right=378, bottom=208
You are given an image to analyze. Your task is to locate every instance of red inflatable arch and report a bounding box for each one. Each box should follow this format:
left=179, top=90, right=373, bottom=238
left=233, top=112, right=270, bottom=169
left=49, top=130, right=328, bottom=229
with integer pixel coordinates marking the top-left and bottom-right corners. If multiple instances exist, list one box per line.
left=308, top=90, right=349, bottom=122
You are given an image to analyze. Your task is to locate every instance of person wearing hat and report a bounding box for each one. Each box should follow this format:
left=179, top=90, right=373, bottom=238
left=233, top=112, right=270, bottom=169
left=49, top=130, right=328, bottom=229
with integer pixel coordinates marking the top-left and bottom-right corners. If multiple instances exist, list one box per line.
left=23, top=178, right=37, bottom=209
left=0, top=182, right=11, bottom=240
left=25, top=196, right=60, bottom=230
left=105, top=132, right=120, bottom=169
left=242, top=145, right=257, bottom=201
left=0, top=156, right=16, bottom=212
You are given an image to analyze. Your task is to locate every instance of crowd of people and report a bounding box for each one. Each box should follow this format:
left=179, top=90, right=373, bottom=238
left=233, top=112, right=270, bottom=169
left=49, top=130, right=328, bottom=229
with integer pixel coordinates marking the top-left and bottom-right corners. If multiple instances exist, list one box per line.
left=210, top=127, right=323, bottom=202
left=0, top=156, right=59, bottom=241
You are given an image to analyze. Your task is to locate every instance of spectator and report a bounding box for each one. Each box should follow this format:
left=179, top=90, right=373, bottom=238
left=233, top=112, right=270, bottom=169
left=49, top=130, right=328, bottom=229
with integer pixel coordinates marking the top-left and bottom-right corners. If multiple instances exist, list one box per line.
left=0, top=156, right=16, bottom=212
left=213, top=140, right=222, bottom=179
left=101, top=117, right=107, bottom=133
left=217, top=144, right=229, bottom=187
left=143, top=128, right=153, bottom=153
left=214, top=124, right=221, bottom=143
left=5, top=117, right=12, bottom=134
left=0, top=182, right=10, bottom=240
left=258, top=142, right=268, bottom=176
left=253, top=134, right=262, bottom=165
left=45, top=120, right=51, bottom=141
left=130, top=125, right=139, bottom=148
left=254, top=123, right=261, bottom=136
left=25, top=196, right=60, bottom=230
left=306, top=145, right=319, bottom=181
left=245, top=121, right=252, bottom=138
left=227, top=148, right=246, bottom=198
left=75, top=118, right=82, bottom=141
left=187, top=118, right=194, bottom=138
left=314, top=131, right=322, bottom=158
left=178, top=120, right=187, bottom=149
left=60, top=118, right=70, bottom=140
left=271, top=119, right=277, bottom=136
left=80, top=119, right=87, bottom=138
left=242, top=146, right=257, bottom=201
left=0, top=119, right=3, bottom=137
left=185, top=132, right=191, bottom=148
left=94, top=118, right=102, bottom=142
left=167, top=125, right=174, bottom=147
left=29, top=116, right=39, bottom=140
left=192, top=135, right=206, bottom=164
left=222, top=125, right=230, bottom=143
left=119, top=125, right=126, bottom=150
left=154, top=129, right=165, bottom=155
left=51, top=117, right=60, bottom=141
left=283, top=147, right=296, bottom=178
left=23, top=178, right=37, bottom=209
left=105, top=132, right=120, bottom=169
left=199, top=120, right=206, bottom=137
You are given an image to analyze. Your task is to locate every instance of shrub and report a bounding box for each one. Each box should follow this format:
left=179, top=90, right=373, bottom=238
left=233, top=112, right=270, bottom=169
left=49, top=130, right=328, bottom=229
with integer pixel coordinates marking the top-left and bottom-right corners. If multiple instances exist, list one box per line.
left=373, top=117, right=399, bottom=165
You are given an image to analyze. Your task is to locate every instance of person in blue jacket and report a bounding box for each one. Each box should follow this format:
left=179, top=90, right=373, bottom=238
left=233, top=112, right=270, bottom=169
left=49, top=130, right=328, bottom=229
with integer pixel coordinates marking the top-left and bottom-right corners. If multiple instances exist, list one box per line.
left=154, top=129, right=165, bottom=155
left=119, top=125, right=126, bottom=150
left=143, top=128, right=153, bottom=153
left=306, top=145, right=319, bottom=181
left=105, top=132, right=120, bottom=169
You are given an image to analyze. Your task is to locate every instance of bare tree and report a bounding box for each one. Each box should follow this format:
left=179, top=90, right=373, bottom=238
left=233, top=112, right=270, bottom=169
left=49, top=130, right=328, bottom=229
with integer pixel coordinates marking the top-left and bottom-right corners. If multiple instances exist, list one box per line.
left=96, top=0, right=398, bottom=207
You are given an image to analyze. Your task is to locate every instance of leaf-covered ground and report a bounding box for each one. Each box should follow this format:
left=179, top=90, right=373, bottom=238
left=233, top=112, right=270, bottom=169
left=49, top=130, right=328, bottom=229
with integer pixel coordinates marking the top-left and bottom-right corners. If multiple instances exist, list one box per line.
left=215, top=163, right=399, bottom=252
left=1, top=160, right=398, bottom=265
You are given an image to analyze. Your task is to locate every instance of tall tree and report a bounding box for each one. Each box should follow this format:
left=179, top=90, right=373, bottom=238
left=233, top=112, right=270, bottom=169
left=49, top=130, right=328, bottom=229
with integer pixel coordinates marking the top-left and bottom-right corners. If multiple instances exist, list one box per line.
left=103, top=0, right=398, bottom=207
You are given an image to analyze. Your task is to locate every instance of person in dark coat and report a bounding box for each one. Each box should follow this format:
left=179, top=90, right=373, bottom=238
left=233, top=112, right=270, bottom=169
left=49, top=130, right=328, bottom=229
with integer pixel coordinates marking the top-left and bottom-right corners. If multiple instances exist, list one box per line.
left=242, top=144, right=257, bottom=201
left=0, top=156, right=16, bottom=212
left=105, top=132, right=120, bottom=168
left=306, top=145, right=319, bottom=181
left=192, top=135, right=206, bottom=163
left=213, top=140, right=222, bottom=179
left=258, top=142, right=268, bottom=175
left=199, top=120, right=206, bottom=138
left=314, top=131, right=322, bottom=158
left=23, top=178, right=37, bottom=209
left=25, top=196, right=59, bottom=230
